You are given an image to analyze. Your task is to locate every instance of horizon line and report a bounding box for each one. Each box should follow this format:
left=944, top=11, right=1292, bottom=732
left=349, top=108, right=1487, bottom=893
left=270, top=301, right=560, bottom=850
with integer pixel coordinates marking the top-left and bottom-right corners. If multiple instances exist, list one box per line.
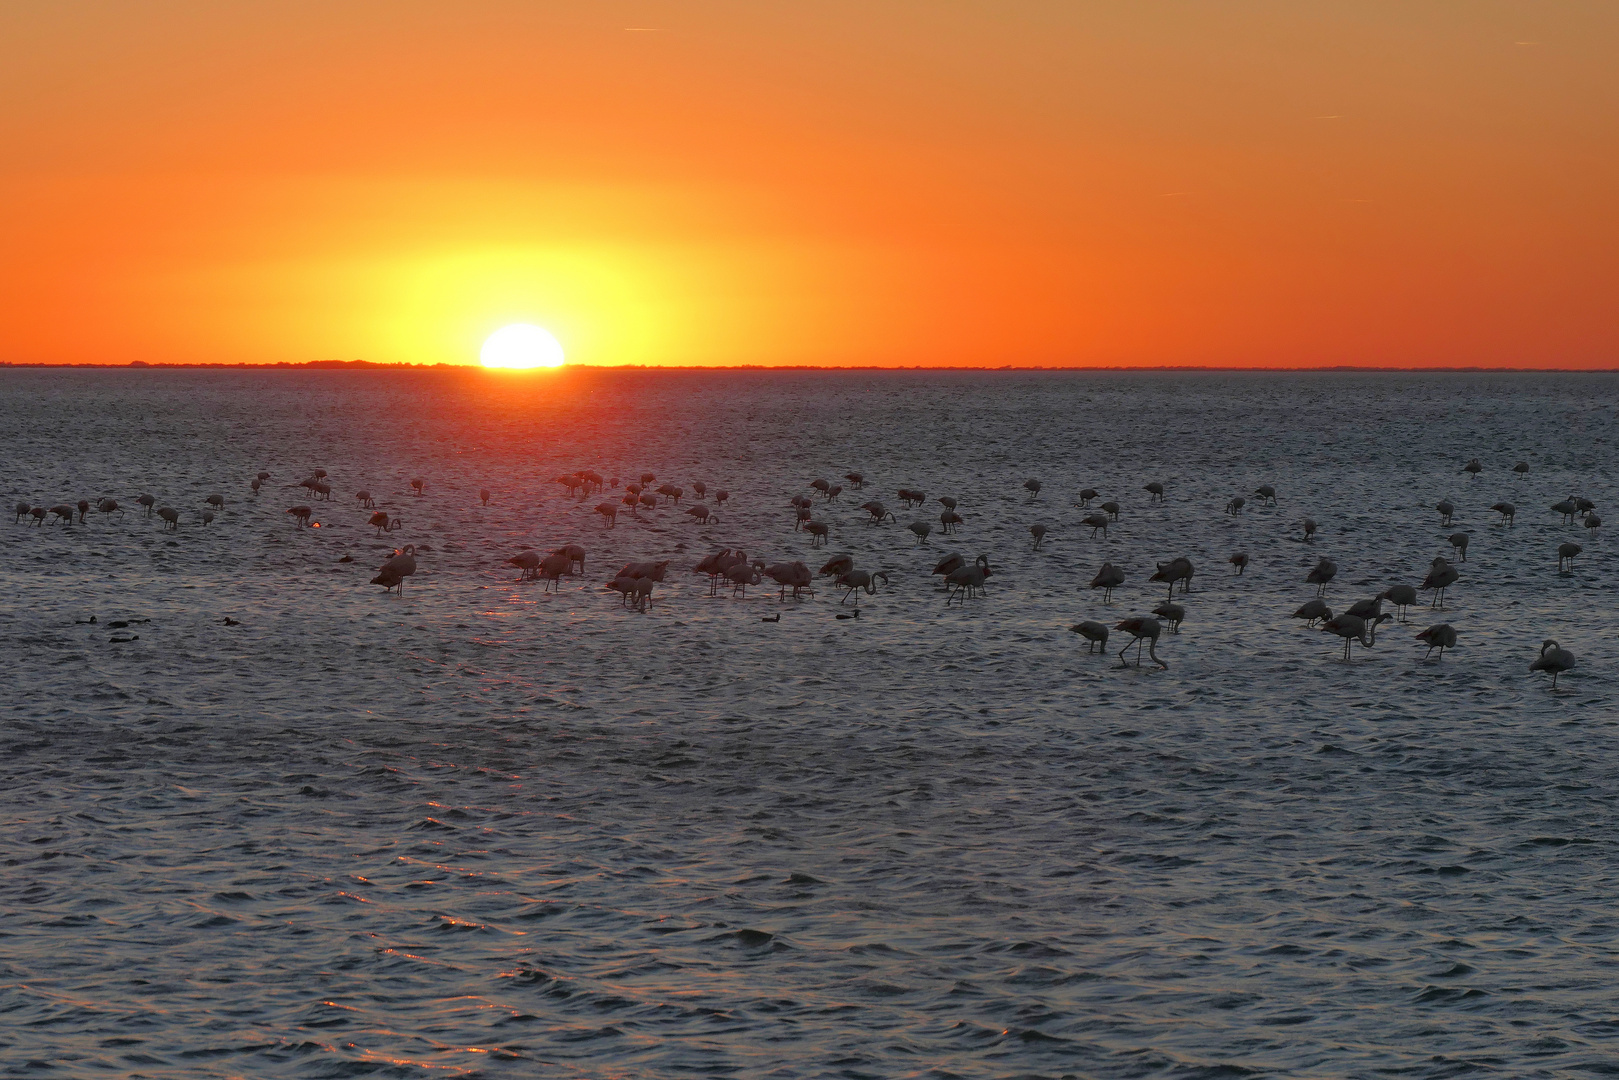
left=4, top=361, right=1618, bottom=374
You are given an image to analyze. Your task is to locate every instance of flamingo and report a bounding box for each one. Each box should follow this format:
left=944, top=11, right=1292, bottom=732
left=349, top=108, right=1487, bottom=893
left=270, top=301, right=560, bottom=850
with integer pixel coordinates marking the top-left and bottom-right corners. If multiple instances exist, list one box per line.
left=715, top=490, right=730, bottom=505
left=73, top=500, right=88, bottom=522
left=1306, top=558, right=1337, bottom=596
left=97, top=498, right=123, bottom=519
left=596, top=502, right=619, bottom=527
left=1143, top=483, right=1164, bottom=502
left=49, top=504, right=76, bottom=525
left=1226, top=497, right=1245, bottom=515
left=250, top=479, right=262, bottom=494
left=1254, top=484, right=1276, bottom=505
left=820, top=553, right=855, bottom=578
left=1415, top=623, right=1457, bottom=660
left=1024, top=479, right=1042, bottom=500
left=480, top=488, right=491, bottom=506
left=1029, top=523, right=1048, bottom=550
left=940, top=510, right=962, bottom=534
left=372, top=545, right=417, bottom=594
left=1529, top=639, right=1575, bottom=688
left=1378, top=584, right=1419, bottom=622
left=200, top=511, right=214, bottom=526
left=1420, top=558, right=1459, bottom=607
left=860, top=501, right=896, bottom=525
left=1552, top=498, right=1579, bottom=524
left=352, top=490, right=373, bottom=509
left=725, top=559, right=764, bottom=597
left=1321, top=612, right=1392, bottom=660
left=1230, top=552, right=1249, bottom=575
left=836, top=569, right=888, bottom=604
left=1585, top=513, right=1601, bottom=536
left=1149, top=557, right=1194, bottom=599
left=931, top=552, right=964, bottom=578
left=1152, top=602, right=1185, bottom=632
left=898, top=488, right=926, bottom=508
left=938, top=495, right=958, bottom=510
left=656, top=483, right=683, bottom=504
left=688, top=504, right=718, bottom=525
left=1101, top=501, right=1120, bottom=520
left=618, top=559, right=671, bottom=582
left=1301, top=517, right=1318, bottom=543
left=137, top=494, right=156, bottom=516
left=410, top=477, right=426, bottom=496
left=1437, top=500, right=1455, bottom=525
left=692, top=481, right=707, bottom=498
left=908, top=521, right=932, bottom=545
left=1449, top=532, right=1469, bottom=561
left=1076, top=488, right=1100, bottom=507
left=1069, top=621, right=1109, bottom=652
left=1090, top=562, right=1125, bottom=602
left=508, top=550, right=541, bottom=580
left=944, top=556, right=992, bottom=605
left=556, top=544, right=585, bottom=574
left=29, top=506, right=45, bottom=525
left=257, top=471, right=271, bottom=481
left=155, top=507, right=179, bottom=530
left=1463, top=457, right=1482, bottom=477
left=1344, top=596, right=1383, bottom=622
left=1558, top=542, right=1582, bottom=572
left=844, top=472, right=864, bottom=489
left=1292, top=599, right=1332, bottom=627
left=1513, top=461, right=1529, bottom=477
left=1114, top=617, right=1167, bottom=668
left=368, top=511, right=400, bottom=535
left=14, top=502, right=30, bottom=523
left=537, top=551, right=571, bottom=592
left=764, top=561, right=815, bottom=600
left=1082, top=513, right=1109, bottom=538
left=1491, top=502, right=1515, bottom=525
left=640, top=472, right=656, bottom=487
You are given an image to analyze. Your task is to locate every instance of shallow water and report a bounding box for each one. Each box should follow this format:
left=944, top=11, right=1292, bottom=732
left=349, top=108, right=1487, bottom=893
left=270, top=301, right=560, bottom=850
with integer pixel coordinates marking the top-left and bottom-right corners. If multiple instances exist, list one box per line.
left=2, top=368, right=1617, bottom=1079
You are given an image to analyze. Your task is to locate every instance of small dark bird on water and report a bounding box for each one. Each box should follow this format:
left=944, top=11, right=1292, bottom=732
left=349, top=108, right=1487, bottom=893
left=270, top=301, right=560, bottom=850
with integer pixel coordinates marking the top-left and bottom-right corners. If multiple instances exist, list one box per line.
left=223, top=617, right=240, bottom=626
left=762, top=613, right=780, bottom=622
left=836, top=609, right=860, bottom=620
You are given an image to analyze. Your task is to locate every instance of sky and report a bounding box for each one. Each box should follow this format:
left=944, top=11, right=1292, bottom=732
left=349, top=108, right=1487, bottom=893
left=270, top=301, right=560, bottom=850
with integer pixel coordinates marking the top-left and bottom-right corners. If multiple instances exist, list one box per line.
left=2, top=1, right=1615, bottom=368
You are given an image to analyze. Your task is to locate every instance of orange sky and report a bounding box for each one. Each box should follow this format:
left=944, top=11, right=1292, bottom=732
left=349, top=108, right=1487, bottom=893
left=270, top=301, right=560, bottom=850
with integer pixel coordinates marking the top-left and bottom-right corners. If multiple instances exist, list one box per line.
left=2, top=1, right=1616, bottom=368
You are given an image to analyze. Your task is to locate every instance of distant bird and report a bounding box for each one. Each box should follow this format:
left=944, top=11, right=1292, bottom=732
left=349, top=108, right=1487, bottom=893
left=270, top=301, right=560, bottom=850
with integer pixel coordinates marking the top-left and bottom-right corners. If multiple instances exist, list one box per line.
left=1077, top=488, right=1099, bottom=506
left=257, top=471, right=271, bottom=481
left=1513, top=461, right=1529, bottom=478
left=1584, top=513, right=1601, bottom=536
left=1558, top=542, right=1582, bottom=572
left=596, top=502, right=619, bottom=527
left=897, top=488, right=926, bottom=508
left=1529, top=639, right=1575, bottom=688
left=410, top=477, right=426, bottom=496
left=1321, top=612, right=1392, bottom=660
left=688, top=504, right=718, bottom=525
left=479, top=488, right=490, bottom=506
left=944, top=556, right=992, bottom=605
left=1226, top=497, right=1245, bottom=515
left=908, top=520, right=932, bottom=545
left=13, top=502, right=29, bottom=523
left=250, top=479, right=262, bottom=494
left=640, top=472, right=656, bottom=486
left=940, top=510, right=963, bottom=534
left=1344, top=596, right=1383, bottom=622
left=715, top=490, right=730, bottom=505
left=931, top=552, right=964, bottom=578
left=355, top=490, right=375, bottom=509
left=29, top=506, right=45, bottom=525
left=1552, top=499, right=1579, bottom=524
left=1463, top=458, right=1482, bottom=476
left=1149, top=557, right=1194, bottom=599
left=368, top=511, right=400, bottom=535
left=1229, top=552, right=1249, bottom=576
left=1090, top=562, right=1125, bottom=602
left=1306, top=558, right=1337, bottom=596
left=937, top=495, right=958, bottom=510
left=656, top=483, right=683, bottom=505
left=200, top=511, right=214, bottom=526
left=1449, top=532, right=1469, bottom=560
left=1292, top=599, right=1332, bottom=627
left=508, top=550, right=541, bottom=580
left=1069, top=620, right=1109, bottom=652
left=1024, top=479, right=1042, bottom=499
left=692, top=481, right=707, bottom=498
left=1029, top=523, right=1048, bottom=550
left=536, top=550, right=571, bottom=592
left=287, top=505, right=313, bottom=526
left=1575, top=497, right=1595, bottom=514
left=1151, top=602, right=1185, bottom=632
left=811, top=478, right=831, bottom=495
left=1437, top=499, right=1456, bottom=525
left=372, top=545, right=417, bottom=595
left=820, top=553, right=855, bottom=578
left=1100, top=501, right=1119, bottom=520
left=49, top=504, right=75, bottom=525
left=96, top=498, right=122, bottom=519
left=1082, top=513, right=1109, bottom=538
left=1378, top=584, right=1419, bottom=622
left=1301, top=517, right=1318, bottom=543
left=137, top=493, right=156, bottom=516
left=1143, top=482, right=1164, bottom=502
left=1420, top=558, right=1459, bottom=607
left=156, top=507, right=179, bottom=530
left=1254, top=484, right=1276, bottom=505
left=205, top=494, right=224, bottom=511
left=804, top=519, right=828, bottom=545
left=1491, top=502, right=1515, bottom=525
left=844, top=472, right=864, bottom=489
left=1415, top=623, right=1457, bottom=660
left=1114, top=617, right=1167, bottom=668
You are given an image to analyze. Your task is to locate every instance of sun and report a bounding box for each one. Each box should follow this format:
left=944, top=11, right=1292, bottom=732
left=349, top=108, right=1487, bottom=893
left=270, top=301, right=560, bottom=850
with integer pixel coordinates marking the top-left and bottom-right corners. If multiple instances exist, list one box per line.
left=480, top=324, right=565, bottom=369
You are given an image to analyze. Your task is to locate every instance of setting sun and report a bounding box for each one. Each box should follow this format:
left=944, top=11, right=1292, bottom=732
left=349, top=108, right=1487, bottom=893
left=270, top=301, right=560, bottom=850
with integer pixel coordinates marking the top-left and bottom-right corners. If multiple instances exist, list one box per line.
left=479, top=324, right=565, bottom=369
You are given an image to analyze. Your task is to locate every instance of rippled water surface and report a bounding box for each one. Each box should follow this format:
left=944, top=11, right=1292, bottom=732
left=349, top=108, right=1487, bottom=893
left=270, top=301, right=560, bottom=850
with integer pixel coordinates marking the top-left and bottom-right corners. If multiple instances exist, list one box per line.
left=3, top=368, right=1619, bottom=1079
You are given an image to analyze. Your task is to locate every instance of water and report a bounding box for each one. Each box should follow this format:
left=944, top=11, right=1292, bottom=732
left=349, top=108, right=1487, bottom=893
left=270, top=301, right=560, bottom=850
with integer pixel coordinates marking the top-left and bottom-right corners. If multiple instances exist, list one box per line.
left=2, top=368, right=1617, bottom=1078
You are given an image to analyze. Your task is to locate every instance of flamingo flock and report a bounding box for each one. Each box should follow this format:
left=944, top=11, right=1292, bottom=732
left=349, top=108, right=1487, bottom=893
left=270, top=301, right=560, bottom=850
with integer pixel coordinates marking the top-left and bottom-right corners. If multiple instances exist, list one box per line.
left=12, top=455, right=1597, bottom=690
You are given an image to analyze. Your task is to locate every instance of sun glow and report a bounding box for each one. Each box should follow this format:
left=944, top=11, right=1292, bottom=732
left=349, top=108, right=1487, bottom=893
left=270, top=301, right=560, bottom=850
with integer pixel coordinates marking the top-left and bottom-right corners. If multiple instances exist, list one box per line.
left=480, top=324, right=565, bottom=369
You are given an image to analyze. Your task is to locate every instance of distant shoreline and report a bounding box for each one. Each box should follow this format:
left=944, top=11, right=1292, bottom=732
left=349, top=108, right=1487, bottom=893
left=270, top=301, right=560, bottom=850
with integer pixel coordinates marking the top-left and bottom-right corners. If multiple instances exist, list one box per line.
left=2, top=361, right=1616, bottom=374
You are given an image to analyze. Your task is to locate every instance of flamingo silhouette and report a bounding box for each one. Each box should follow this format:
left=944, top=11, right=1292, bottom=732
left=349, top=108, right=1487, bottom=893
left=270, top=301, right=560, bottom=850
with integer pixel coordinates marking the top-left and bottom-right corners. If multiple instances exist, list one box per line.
left=1530, top=639, right=1575, bottom=688
left=1114, top=617, right=1167, bottom=668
